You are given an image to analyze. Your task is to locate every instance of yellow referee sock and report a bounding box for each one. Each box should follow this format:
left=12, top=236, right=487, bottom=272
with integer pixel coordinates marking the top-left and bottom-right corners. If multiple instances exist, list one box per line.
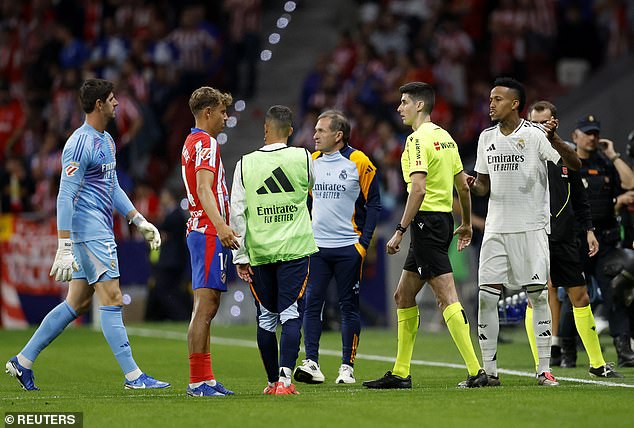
left=525, top=306, right=539, bottom=372
left=443, top=302, right=481, bottom=376
left=392, top=306, right=419, bottom=378
left=573, top=305, right=606, bottom=369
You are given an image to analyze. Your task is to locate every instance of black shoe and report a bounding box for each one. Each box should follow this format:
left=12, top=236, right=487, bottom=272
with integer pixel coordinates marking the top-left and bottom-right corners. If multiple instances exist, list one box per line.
left=560, top=337, right=577, bottom=368
left=457, top=369, right=488, bottom=388
left=589, top=363, right=624, bottom=378
left=486, top=375, right=501, bottom=386
left=550, top=345, right=562, bottom=367
left=362, top=371, right=412, bottom=389
left=614, top=335, right=634, bottom=367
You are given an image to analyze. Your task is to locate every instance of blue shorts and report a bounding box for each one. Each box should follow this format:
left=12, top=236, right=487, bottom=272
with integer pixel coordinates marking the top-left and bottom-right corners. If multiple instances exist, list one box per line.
left=73, top=239, right=120, bottom=285
left=250, top=257, right=309, bottom=316
left=187, top=231, right=229, bottom=291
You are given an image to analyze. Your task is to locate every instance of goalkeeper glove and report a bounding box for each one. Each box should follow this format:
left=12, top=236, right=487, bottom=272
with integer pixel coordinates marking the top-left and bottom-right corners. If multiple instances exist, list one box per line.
left=131, top=213, right=161, bottom=250
left=49, top=238, right=79, bottom=282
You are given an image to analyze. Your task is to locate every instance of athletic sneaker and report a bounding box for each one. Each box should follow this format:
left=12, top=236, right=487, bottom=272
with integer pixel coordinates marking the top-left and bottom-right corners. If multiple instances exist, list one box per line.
left=293, top=359, right=325, bottom=384
left=5, top=357, right=39, bottom=391
left=457, top=369, right=489, bottom=388
left=263, top=383, right=277, bottom=394
left=274, top=382, right=300, bottom=395
left=187, top=383, right=225, bottom=397
left=362, top=371, right=412, bottom=389
left=124, top=373, right=171, bottom=389
left=335, top=364, right=355, bottom=384
left=486, top=375, right=501, bottom=387
left=589, top=363, right=624, bottom=378
left=537, top=371, right=559, bottom=386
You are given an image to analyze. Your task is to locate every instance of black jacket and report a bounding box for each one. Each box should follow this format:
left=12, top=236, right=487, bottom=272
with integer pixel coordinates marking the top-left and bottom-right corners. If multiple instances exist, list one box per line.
left=548, top=162, right=593, bottom=242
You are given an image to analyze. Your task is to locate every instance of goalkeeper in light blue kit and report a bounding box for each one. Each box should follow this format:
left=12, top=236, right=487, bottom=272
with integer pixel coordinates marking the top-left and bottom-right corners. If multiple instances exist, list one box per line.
left=5, top=79, right=170, bottom=391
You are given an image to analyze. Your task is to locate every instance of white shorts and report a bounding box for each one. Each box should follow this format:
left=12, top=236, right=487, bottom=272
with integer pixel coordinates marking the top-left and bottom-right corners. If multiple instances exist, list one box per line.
left=478, top=229, right=549, bottom=290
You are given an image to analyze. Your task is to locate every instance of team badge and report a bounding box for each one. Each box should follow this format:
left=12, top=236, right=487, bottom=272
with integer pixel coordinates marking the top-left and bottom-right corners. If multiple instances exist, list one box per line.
left=111, top=260, right=116, bottom=269
left=65, top=162, right=79, bottom=177
left=517, top=138, right=525, bottom=149
left=339, top=169, right=347, bottom=180
left=221, top=271, right=227, bottom=284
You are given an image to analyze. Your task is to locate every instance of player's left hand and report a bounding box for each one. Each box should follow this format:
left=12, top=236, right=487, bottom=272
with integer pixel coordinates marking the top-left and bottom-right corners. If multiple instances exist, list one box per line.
left=133, top=214, right=161, bottom=250
left=453, top=223, right=472, bottom=252
left=587, top=230, right=599, bottom=257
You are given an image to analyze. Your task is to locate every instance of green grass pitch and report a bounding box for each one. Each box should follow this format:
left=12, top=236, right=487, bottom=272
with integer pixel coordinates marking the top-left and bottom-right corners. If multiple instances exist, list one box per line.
left=2, top=323, right=633, bottom=428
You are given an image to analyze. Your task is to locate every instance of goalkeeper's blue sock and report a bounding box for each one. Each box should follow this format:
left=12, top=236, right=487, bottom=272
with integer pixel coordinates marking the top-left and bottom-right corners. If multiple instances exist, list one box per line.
left=100, top=306, right=139, bottom=376
left=20, top=301, right=78, bottom=367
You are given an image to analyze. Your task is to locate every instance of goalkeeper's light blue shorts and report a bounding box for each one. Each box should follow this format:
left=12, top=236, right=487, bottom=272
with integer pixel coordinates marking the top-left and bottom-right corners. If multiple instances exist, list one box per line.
left=72, top=239, right=120, bottom=285
left=187, top=230, right=229, bottom=292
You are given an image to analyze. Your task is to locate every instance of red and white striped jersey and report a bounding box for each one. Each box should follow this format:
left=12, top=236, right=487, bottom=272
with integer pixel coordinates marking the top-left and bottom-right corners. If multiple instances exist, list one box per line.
left=181, top=128, right=229, bottom=236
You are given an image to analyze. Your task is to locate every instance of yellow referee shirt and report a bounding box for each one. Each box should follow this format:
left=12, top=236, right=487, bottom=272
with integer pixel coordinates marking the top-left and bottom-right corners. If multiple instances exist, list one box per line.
left=401, top=122, right=463, bottom=212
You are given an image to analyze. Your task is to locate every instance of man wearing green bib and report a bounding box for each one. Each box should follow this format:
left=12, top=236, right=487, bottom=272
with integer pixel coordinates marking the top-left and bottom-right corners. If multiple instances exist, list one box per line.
left=231, top=105, right=317, bottom=395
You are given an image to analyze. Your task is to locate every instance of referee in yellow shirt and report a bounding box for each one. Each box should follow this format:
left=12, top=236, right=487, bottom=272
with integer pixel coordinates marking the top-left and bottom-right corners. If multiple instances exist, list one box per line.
left=363, top=82, right=487, bottom=389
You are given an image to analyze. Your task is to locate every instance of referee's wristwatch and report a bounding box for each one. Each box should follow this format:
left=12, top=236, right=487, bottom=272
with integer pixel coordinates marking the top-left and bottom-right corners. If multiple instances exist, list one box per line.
left=396, top=223, right=408, bottom=234
left=587, top=227, right=596, bottom=232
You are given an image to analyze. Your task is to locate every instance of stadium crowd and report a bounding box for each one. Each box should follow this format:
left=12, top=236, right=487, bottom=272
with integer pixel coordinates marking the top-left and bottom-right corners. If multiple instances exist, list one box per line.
left=1, top=0, right=633, bottom=220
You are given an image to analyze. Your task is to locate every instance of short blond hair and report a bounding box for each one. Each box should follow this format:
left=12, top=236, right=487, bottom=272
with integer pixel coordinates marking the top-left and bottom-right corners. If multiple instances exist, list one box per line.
left=189, top=87, right=232, bottom=116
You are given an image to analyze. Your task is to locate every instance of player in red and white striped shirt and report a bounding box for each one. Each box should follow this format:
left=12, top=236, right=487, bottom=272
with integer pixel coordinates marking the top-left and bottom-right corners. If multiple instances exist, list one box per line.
left=181, top=86, right=239, bottom=397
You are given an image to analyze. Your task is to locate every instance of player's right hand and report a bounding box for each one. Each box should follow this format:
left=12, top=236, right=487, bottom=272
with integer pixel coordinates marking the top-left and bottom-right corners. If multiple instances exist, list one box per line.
left=49, top=238, right=79, bottom=282
left=218, top=223, right=240, bottom=250
left=237, top=263, right=253, bottom=283
left=465, top=174, right=476, bottom=187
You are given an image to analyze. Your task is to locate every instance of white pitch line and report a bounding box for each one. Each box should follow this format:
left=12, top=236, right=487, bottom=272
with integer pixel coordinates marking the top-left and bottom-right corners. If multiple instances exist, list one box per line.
left=126, top=327, right=634, bottom=389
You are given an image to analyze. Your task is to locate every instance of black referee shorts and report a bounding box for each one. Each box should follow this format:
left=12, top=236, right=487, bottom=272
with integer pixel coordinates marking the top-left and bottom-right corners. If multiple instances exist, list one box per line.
left=403, top=211, right=453, bottom=280
left=549, top=239, right=585, bottom=288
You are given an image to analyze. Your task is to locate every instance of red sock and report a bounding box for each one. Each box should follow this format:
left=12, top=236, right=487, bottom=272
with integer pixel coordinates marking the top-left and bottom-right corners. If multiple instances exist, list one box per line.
left=189, top=353, right=214, bottom=384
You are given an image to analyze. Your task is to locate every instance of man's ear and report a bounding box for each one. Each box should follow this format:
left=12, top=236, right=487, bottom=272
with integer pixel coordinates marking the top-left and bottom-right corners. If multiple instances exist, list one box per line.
left=511, top=99, right=519, bottom=111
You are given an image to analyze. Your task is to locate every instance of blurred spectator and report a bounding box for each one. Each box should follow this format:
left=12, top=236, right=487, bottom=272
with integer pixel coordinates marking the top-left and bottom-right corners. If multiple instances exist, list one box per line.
left=87, top=17, right=129, bottom=82
left=168, top=5, right=221, bottom=94
left=430, top=16, right=473, bottom=109
left=223, top=0, right=262, bottom=100
left=145, top=187, right=191, bottom=321
left=55, top=24, right=89, bottom=70
left=1, top=156, right=35, bottom=213
left=0, top=79, right=25, bottom=161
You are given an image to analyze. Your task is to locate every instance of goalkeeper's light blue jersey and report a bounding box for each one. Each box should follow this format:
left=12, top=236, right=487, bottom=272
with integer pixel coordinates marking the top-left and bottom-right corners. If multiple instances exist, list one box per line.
left=57, top=122, right=133, bottom=243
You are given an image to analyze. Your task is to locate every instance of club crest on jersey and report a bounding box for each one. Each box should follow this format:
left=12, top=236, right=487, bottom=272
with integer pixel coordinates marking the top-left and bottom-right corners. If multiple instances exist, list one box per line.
left=339, top=169, right=347, bottom=180
left=517, top=138, right=525, bottom=149
left=197, top=147, right=212, bottom=161
left=65, top=162, right=79, bottom=177
left=221, top=271, right=227, bottom=284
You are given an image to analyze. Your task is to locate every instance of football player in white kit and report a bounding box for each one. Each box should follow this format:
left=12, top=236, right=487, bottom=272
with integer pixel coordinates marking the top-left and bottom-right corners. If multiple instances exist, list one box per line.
left=467, top=77, right=580, bottom=386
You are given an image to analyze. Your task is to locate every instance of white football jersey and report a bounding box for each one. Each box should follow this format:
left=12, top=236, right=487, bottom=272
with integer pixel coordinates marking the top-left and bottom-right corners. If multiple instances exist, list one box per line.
left=475, top=119, right=560, bottom=233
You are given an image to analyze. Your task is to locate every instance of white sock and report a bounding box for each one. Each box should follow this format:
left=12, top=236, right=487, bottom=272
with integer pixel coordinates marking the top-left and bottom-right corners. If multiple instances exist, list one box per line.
left=17, top=354, right=33, bottom=370
left=189, top=381, right=204, bottom=388
left=204, top=380, right=217, bottom=387
left=125, top=368, right=143, bottom=381
left=278, top=367, right=292, bottom=386
left=552, top=336, right=561, bottom=347
left=527, top=286, right=552, bottom=374
left=478, top=286, right=501, bottom=377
